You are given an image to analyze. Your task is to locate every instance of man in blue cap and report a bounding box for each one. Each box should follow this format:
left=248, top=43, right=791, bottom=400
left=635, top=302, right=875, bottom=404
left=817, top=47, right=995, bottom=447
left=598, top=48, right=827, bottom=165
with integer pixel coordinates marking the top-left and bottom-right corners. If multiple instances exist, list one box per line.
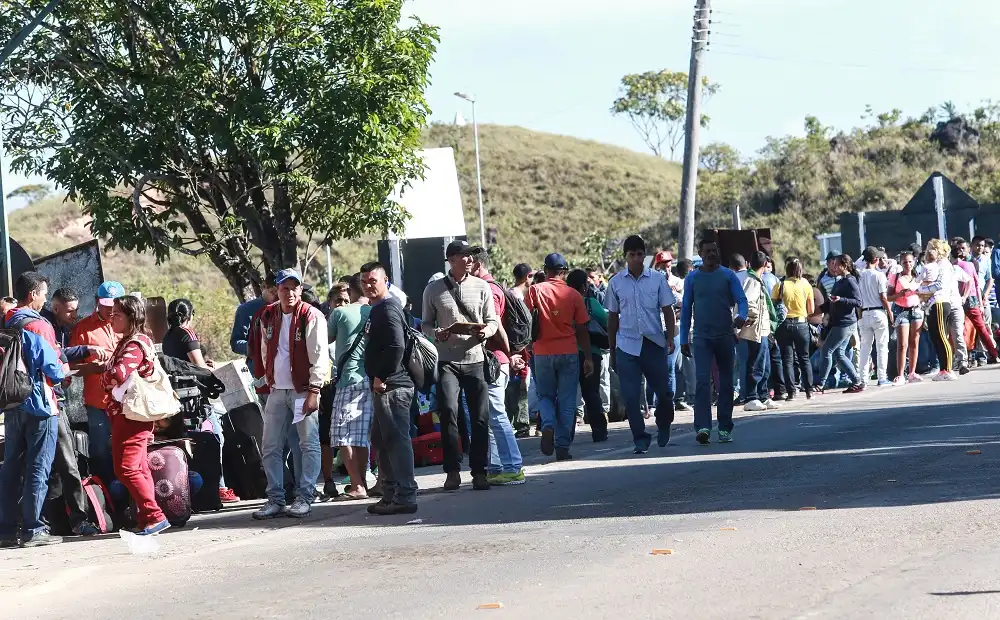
left=525, top=253, right=593, bottom=461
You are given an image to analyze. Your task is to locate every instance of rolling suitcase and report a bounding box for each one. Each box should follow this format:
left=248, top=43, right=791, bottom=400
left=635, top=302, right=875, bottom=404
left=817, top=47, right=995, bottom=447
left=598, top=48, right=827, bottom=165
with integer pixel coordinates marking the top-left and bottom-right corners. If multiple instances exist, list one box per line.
left=148, top=443, right=192, bottom=527
left=187, top=431, right=223, bottom=512
left=221, top=403, right=267, bottom=500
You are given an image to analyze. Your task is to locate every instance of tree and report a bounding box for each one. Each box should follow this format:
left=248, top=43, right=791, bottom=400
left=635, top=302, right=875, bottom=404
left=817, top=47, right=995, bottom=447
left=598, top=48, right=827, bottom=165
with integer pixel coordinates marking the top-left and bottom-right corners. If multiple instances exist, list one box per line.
left=699, top=143, right=740, bottom=173
left=610, top=70, right=719, bottom=159
left=5, top=182, right=52, bottom=204
left=0, top=0, right=438, bottom=300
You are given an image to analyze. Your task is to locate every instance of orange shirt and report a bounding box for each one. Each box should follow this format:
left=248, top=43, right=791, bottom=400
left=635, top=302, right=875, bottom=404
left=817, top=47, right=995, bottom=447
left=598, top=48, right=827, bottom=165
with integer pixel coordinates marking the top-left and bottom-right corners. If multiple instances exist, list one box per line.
left=526, top=279, right=589, bottom=356
left=69, top=311, right=120, bottom=409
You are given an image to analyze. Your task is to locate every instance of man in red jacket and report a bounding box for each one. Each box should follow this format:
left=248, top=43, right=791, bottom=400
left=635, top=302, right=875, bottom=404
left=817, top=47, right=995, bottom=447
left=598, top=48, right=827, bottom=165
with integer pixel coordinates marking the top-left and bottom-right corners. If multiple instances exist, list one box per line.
left=251, top=270, right=330, bottom=520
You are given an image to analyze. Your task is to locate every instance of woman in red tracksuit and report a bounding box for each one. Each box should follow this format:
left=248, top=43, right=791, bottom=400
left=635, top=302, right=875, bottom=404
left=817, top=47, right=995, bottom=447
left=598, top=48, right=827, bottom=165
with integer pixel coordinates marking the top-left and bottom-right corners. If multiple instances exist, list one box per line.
left=101, top=295, right=170, bottom=536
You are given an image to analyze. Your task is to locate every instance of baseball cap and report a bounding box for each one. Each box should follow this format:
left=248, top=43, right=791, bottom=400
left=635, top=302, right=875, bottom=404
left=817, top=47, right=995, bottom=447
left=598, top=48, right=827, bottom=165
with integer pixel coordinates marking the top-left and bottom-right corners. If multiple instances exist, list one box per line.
left=445, top=239, right=484, bottom=258
left=96, top=281, right=126, bottom=307
left=544, top=253, right=569, bottom=271
left=825, top=251, right=839, bottom=261
left=654, top=250, right=674, bottom=265
left=275, top=269, right=303, bottom=286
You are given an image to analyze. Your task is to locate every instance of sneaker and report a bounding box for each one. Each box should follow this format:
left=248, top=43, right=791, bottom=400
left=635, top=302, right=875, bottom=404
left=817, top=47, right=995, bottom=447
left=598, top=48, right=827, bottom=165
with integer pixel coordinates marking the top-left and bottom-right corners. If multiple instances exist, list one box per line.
left=634, top=434, right=652, bottom=454
left=219, top=487, right=240, bottom=503
left=540, top=428, right=555, bottom=456
left=252, top=500, right=287, bottom=520
left=892, top=376, right=906, bottom=386
left=71, top=521, right=100, bottom=537
left=743, top=400, right=767, bottom=412
left=367, top=501, right=418, bottom=516
left=718, top=430, right=733, bottom=443
left=514, top=429, right=530, bottom=439
left=959, top=365, right=971, bottom=376
left=136, top=519, right=171, bottom=536
left=555, top=448, right=573, bottom=461
left=933, top=371, right=957, bottom=382
left=287, top=498, right=311, bottom=518
left=675, top=401, right=693, bottom=412
left=877, top=379, right=893, bottom=387
left=443, top=472, right=462, bottom=491
left=592, top=430, right=609, bottom=443
left=762, top=399, right=781, bottom=410
left=844, top=384, right=865, bottom=394
left=907, top=373, right=922, bottom=383
left=696, top=428, right=711, bottom=445
left=472, top=473, right=491, bottom=491
left=487, top=469, right=526, bottom=486
left=0, top=538, right=17, bottom=549
left=657, top=427, right=670, bottom=448
left=20, top=531, right=63, bottom=547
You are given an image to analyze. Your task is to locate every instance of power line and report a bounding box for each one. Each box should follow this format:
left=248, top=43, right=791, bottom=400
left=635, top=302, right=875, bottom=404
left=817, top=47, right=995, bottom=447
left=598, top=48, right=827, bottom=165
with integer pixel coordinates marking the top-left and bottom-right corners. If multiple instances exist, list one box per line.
left=710, top=48, right=984, bottom=75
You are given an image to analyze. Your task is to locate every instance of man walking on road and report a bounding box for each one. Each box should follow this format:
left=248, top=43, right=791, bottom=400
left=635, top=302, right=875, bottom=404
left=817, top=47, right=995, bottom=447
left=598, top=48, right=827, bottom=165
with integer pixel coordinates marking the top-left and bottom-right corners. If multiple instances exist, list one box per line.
left=361, top=262, right=419, bottom=515
left=422, top=240, right=500, bottom=491
left=471, top=252, right=526, bottom=486
left=857, top=247, right=894, bottom=386
left=680, top=239, right=749, bottom=445
left=252, top=269, right=329, bottom=520
left=526, top=253, right=593, bottom=461
left=606, top=235, right=677, bottom=454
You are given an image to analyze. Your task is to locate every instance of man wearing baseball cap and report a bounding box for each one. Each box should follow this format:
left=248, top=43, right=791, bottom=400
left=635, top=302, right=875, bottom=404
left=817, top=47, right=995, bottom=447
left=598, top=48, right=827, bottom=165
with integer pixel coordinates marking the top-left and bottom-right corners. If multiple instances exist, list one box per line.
left=526, top=253, right=593, bottom=460
left=251, top=269, right=330, bottom=519
left=422, top=239, right=498, bottom=491
left=69, top=280, right=127, bottom=485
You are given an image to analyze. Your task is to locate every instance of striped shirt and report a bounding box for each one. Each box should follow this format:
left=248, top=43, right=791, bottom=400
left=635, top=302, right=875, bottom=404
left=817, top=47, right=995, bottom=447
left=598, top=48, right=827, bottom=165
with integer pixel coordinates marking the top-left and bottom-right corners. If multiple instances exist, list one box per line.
left=858, top=269, right=888, bottom=309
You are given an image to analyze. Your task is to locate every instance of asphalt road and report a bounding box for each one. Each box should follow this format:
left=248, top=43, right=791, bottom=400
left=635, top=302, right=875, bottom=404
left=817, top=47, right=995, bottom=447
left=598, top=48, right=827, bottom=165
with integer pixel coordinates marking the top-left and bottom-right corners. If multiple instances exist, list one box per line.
left=3, top=368, right=1000, bottom=619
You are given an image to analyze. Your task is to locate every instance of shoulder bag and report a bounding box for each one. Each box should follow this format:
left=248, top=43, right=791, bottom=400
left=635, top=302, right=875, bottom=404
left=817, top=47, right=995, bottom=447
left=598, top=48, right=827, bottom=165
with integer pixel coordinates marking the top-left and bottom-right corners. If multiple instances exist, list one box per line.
left=443, top=278, right=501, bottom=384
left=121, top=338, right=182, bottom=423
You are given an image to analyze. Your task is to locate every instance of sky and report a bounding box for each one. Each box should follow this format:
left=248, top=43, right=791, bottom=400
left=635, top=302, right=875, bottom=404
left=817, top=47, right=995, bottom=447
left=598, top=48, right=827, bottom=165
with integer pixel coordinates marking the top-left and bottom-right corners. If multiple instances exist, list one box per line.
left=5, top=0, right=1000, bottom=196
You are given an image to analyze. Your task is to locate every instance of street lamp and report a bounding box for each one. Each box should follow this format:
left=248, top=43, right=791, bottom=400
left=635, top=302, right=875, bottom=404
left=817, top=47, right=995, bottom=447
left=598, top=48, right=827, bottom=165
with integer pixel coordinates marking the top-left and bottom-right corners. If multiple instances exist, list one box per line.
left=454, top=91, right=486, bottom=247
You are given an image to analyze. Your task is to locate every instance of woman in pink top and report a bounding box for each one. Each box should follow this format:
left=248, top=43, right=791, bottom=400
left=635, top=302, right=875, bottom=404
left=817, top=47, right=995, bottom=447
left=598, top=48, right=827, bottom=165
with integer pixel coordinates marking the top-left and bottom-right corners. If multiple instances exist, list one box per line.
left=886, top=250, right=923, bottom=385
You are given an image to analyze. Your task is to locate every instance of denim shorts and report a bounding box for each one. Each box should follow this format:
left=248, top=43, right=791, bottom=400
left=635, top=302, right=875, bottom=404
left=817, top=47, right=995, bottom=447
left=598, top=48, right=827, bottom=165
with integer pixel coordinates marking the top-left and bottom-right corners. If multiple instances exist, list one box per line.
left=893, top=304, right=924, bottom=327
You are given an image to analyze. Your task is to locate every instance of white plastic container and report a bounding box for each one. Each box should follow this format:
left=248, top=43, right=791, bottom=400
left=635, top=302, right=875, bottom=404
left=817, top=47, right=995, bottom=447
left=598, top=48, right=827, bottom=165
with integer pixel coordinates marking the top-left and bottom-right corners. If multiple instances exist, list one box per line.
left=212, top=359, right=256, bottom=411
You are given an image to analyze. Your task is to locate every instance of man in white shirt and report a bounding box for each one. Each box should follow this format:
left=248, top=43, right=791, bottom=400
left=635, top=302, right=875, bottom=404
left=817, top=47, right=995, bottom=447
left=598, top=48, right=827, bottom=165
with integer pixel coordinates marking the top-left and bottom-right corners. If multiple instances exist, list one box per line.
left=857, top=248, right=894, bottom=386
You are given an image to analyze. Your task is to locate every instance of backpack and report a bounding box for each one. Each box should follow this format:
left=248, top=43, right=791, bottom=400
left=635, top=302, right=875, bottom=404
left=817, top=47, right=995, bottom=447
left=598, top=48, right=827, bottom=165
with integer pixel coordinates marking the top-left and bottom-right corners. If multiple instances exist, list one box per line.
left=0, top=315, right=35, bottom=410
left=585, top=295, right=610, bottom=350
left=499, top=286, right=532, bottom=353
left=392, top=304, right=439, bottom=391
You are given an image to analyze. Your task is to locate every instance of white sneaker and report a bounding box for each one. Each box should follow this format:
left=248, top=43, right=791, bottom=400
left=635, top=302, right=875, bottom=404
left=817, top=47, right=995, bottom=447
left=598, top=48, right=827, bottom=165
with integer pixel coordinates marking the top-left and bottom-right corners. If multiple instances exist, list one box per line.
left=743, top=400, right=768, bottom=412
left=907, top=373, right=922, bottom=383
left=932, top=371, right=957, bottom=382
left=762, top=399, right=781, bottom=410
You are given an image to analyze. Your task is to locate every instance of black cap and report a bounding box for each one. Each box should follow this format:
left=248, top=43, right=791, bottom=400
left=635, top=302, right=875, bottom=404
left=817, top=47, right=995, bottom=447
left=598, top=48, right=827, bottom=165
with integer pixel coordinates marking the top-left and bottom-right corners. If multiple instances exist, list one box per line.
left=544, top=253, right=569, bottom=271
left=513, top=263, right=533, bottom=280
left=825, top=251, right=838, bottom=261
left=446, top=239, right=484, bottom=258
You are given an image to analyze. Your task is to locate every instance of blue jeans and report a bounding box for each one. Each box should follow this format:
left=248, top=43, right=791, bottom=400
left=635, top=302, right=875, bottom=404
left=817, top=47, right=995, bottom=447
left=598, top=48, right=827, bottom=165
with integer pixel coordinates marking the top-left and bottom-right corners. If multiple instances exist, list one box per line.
left=735, top=339, right=749, bottom=401
left=487, top=365, right=523, bottom=474
left=617, top=339, right=675, bottom=442
left=208, top=403, right=227, bottom=488
left=85, top=405, right=114, bottom=485
left=0, top=410, right=59, bottom=540
left=262, top=389, right=321, bottom=505
left=534, top=353, right=579, bottom=450
left=372, top=386, right=418, bottom=505
left=666, top=333, right=681, bottom=396
left=815, top=325, right=860, bottom=387
left=744, top=339, right=770, bottom=402
left=693, top=336, right=736, bottom=433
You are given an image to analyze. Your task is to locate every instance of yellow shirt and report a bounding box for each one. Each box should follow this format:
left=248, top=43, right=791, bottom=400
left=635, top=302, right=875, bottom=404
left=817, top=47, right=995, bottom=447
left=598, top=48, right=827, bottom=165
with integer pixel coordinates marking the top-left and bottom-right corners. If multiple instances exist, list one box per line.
left=772, top=278, right=813, bottom=319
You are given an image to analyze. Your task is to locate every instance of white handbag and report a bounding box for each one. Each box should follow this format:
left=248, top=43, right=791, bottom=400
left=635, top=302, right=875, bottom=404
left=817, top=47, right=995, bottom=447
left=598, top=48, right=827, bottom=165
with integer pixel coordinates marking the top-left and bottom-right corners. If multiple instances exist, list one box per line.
left=121, top=338, right=182, bottom=423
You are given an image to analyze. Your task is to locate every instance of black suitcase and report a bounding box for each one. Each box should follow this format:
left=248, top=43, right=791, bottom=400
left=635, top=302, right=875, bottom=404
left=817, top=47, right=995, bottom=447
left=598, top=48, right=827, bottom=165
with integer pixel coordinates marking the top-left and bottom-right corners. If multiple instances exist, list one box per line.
left=221, top=403, right=267, bottom=500
left=187, top=431, right=223, bottom=512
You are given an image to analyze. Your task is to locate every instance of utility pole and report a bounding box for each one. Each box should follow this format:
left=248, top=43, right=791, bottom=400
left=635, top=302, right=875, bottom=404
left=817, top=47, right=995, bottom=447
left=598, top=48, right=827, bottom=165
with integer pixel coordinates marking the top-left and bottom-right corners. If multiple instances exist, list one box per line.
left=677, top=0, right=711, bottom=261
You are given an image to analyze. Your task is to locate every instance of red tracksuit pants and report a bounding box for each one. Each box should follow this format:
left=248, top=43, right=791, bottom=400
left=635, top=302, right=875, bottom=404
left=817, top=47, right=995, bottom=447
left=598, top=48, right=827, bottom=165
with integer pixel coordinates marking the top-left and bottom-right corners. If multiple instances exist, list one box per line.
left=111, top=414, right=166, bottom=528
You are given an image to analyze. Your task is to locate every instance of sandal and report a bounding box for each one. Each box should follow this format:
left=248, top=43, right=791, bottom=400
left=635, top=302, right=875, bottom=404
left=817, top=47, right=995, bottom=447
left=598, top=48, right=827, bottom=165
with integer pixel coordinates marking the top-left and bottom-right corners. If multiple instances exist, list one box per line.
left=337, top=489, right=369, bottom=501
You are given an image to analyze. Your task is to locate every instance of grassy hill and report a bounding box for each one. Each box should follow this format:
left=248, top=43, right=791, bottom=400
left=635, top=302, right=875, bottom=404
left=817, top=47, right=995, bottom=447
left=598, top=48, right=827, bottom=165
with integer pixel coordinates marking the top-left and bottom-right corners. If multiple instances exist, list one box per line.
left=10, top=124, right=683, bottom=355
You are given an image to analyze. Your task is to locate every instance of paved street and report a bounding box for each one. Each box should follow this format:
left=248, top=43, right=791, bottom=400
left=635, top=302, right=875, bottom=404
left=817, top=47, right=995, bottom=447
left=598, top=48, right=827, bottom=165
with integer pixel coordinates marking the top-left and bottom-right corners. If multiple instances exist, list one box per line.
left=3, top=367, right=1000, bottom=619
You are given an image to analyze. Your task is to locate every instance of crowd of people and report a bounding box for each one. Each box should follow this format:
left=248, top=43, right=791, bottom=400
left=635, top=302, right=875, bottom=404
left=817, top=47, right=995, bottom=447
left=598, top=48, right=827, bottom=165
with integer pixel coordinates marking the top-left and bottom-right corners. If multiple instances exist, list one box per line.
left=2, top=230, right=997, bottom=548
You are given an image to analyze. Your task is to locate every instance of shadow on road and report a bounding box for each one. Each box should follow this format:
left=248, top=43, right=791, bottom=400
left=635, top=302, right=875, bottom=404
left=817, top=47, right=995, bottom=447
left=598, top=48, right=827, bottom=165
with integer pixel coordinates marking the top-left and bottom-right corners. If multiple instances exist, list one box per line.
left=150, top=399, right=1000, bottom=536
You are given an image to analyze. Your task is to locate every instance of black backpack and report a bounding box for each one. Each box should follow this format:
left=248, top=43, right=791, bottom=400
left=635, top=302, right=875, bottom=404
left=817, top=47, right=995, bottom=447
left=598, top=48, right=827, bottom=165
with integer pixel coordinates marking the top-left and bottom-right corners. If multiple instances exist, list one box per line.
left=499, top=286, right=532, bottom=353
left=0, top=316, right=34, bottom=410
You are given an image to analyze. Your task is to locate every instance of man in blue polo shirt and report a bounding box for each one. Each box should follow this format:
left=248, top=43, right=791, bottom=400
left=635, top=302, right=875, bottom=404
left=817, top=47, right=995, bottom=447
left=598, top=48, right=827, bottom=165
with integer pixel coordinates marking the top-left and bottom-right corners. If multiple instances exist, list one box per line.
left=606, top=235, right=676, bottom=454
left=680, top=238, right=749, bottom=445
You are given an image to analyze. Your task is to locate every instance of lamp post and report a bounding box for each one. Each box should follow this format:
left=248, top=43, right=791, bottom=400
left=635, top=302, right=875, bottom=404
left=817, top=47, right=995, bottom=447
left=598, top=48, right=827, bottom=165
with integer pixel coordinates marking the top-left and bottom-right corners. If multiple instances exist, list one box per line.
left=0, top=0, right=65, bottom=296
left=454, top=91, right=486, bottom=247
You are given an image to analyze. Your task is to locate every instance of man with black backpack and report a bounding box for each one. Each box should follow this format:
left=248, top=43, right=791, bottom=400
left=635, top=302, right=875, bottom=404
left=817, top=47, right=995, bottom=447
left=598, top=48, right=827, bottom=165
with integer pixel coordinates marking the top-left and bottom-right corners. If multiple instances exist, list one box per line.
left=471, top=251, right=526, bottom=486
left=0, top=272, right=70, bottom=548
left=361, top=262, right=418, bottom=515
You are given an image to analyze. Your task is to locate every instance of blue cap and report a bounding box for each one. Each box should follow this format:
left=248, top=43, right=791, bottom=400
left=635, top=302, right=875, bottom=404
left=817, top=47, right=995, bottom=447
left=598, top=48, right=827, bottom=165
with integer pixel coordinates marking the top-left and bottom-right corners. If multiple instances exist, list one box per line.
left=96, top=281, right=126, bottom=306
left=544, top=253, right=569, bottom=271
left=275, top=269, right=303, bottom=286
